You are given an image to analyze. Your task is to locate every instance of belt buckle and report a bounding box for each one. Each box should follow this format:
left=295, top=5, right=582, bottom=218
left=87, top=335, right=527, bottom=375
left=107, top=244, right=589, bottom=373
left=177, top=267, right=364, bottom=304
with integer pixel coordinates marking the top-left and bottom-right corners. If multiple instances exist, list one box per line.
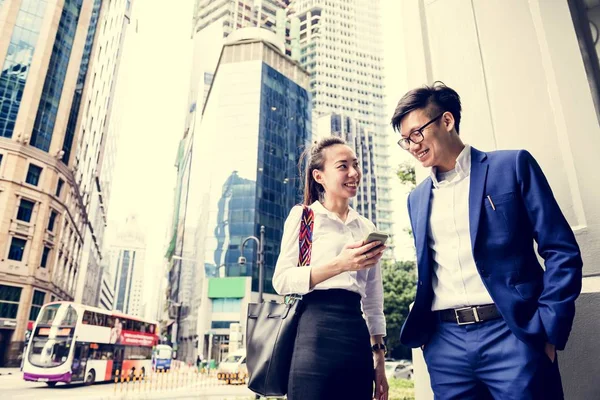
left=455, top=306, right=480, bottom=325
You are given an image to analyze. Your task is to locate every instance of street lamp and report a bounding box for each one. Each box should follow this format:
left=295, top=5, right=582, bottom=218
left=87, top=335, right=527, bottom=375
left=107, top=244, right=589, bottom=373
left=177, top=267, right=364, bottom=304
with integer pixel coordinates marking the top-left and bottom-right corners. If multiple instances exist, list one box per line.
left=239, top=225, right=265, bottom=303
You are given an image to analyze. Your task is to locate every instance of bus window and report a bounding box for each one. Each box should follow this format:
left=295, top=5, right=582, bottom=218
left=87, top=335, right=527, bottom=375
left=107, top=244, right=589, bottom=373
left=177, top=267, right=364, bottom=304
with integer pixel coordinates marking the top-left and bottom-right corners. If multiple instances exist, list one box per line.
left=62, top=306, right=78, bottom=326
left=38, top=304, right=61, bottom=325
left=82, top=311, right=92, bottom=324
left=28, top=327, right=74, bottom=368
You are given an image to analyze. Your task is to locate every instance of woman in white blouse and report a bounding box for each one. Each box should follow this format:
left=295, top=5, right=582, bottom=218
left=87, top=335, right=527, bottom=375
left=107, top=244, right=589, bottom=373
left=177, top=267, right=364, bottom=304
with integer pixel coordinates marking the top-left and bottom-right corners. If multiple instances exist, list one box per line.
left=273, top=137, right=389, bottom=400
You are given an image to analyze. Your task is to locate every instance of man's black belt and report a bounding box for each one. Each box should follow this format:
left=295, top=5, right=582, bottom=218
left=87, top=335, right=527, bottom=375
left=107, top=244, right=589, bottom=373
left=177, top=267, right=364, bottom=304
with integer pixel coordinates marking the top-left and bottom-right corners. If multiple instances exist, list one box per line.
left=436, top=304, right=501, bottom=325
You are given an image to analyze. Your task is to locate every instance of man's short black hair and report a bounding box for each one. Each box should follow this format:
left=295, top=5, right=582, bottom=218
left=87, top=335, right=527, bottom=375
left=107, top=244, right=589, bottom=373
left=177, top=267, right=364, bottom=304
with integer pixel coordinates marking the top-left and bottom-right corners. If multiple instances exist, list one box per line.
left=391, top=81, right=462, bottom=134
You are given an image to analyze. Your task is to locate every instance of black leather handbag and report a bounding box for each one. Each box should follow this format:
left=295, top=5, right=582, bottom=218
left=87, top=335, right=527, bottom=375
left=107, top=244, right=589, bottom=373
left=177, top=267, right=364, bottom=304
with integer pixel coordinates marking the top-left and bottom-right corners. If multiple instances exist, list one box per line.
left=246, top=205, right=314, bottom=397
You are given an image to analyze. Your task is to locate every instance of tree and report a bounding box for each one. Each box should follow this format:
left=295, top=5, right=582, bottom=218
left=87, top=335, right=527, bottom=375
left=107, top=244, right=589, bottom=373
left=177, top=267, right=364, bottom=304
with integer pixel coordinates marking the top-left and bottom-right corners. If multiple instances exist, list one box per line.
left=381, top=160, right=418, bottom=359
left=382, top=260, right=417, bottom=360
left=397, top=161, right=416, bottom=189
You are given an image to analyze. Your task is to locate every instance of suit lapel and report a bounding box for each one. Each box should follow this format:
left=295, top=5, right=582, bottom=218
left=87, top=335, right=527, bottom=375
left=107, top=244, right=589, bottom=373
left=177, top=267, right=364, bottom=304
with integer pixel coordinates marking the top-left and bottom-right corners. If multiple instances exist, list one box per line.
left=415, top=178, right=433, bottom=279
left=469, top=148, right=489, bottom=253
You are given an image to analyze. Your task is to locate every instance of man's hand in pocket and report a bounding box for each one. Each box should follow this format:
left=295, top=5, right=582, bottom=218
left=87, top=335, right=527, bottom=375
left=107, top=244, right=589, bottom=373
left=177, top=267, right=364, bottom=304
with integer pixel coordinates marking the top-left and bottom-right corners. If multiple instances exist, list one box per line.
left=545, top=342, right=556, bottom=363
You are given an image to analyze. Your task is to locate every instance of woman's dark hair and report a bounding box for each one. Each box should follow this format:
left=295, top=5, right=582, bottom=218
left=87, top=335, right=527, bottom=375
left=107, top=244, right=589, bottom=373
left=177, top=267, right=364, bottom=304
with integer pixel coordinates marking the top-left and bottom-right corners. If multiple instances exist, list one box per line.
left=391, top=81, right=462, bottom=134
left=299, top=136, right=347, bottom=205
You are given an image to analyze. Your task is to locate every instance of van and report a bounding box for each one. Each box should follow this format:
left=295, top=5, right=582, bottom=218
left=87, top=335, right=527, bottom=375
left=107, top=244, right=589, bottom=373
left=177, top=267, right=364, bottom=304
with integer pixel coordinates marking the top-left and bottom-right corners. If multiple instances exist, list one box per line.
left=217, top=349, right=247, bottom=384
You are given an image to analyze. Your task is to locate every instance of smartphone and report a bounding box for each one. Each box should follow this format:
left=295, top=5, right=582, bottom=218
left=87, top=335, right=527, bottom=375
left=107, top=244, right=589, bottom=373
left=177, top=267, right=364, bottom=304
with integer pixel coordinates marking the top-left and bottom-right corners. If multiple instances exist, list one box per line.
left=364, top=231, right=389, bottom=250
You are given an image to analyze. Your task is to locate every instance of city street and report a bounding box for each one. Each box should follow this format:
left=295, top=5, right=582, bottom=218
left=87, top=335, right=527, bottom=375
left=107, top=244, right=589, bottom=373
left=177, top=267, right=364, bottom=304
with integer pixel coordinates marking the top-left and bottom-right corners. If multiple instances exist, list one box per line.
left=1, top=369, right=256, bottom=400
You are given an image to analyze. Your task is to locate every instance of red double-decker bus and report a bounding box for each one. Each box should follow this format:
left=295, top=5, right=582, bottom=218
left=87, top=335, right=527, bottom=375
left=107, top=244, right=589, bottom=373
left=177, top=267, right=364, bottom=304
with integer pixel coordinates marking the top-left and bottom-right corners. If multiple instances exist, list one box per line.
left=22, top=302, right=158, bottom=386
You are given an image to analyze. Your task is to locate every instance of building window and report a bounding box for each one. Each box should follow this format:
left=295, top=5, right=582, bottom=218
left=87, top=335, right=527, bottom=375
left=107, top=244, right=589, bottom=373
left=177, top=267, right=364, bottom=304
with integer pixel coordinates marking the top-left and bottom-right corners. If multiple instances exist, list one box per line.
left=0, top=154, right=3, bottom=167
left=29, top=290, right=45, bottom=321
left=25, top=164, right=42, bottom=186
left=211, top=298, right=242, bottom=313
left=0, top=285, right=22, bottom=319
left=16, top=199, right=35, bottom=222
left=47, top=210, right=58, bottom=231
left=210, top=321, right=237, bottom=329
left=56, top=178, right=65, bottom=197
left=8, top=237, right=26, bottom=261
left=40, top=246, right=51, bottom=268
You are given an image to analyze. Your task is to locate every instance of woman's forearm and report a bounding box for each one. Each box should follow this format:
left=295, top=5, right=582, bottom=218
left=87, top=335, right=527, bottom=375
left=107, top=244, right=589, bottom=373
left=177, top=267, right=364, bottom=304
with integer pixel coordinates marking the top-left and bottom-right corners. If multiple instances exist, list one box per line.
left=309, top=258, right=344, bottom=288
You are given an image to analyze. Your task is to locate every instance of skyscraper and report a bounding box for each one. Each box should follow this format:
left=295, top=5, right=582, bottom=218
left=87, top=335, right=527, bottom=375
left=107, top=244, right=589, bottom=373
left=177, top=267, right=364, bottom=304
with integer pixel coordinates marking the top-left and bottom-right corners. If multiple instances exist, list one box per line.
left=188, top=0, right=293, bottom=113
left=110, top=214, right=145, bottom=317
left=168, top=28, right=311, bottom=363
left=0, top=0, right=130, bottom=366
left=73, top=0, right=134, bottom=309
left=289, top=0, right=393, bottom=236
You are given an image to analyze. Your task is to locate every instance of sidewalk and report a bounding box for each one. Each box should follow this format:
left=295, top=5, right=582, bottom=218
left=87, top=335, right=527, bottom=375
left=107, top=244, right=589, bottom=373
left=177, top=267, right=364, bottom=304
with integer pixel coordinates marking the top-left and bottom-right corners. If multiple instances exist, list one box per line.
left=0, top=368, right=21, bottom=376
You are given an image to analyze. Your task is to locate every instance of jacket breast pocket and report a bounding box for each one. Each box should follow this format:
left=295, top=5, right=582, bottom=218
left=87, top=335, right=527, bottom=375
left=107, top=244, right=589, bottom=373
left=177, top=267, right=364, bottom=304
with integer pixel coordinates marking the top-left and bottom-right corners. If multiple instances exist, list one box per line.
left=482, top=192, right=518, bottom=238
left=484, top=192, right=516, bottom=208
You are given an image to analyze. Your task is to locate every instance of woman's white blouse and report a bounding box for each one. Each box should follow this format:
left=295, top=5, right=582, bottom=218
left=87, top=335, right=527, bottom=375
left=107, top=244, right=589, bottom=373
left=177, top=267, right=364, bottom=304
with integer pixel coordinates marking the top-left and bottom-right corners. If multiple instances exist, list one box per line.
left=272, top=201, right=386, bottom=336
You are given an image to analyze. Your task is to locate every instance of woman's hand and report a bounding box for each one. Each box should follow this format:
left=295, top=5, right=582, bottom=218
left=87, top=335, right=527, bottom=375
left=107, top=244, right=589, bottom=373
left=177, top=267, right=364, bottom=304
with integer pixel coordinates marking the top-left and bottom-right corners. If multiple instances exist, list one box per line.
left=309, top=240, right=386, bottom=288
left=373, top=357, right=389, bottom=400
left=336, top=240, right=386, bottom=272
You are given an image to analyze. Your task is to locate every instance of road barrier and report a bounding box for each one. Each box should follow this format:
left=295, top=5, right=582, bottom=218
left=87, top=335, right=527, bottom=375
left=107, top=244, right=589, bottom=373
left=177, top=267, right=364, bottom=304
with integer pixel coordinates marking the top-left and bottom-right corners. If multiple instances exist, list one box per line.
left=110, top=366, right=251, bottom=395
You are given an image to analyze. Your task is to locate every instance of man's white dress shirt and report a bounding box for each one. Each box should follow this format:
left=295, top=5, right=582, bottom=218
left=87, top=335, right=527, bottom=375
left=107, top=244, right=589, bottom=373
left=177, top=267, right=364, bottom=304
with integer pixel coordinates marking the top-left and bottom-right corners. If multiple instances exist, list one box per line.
left=428, top=145, right=495, bottom=311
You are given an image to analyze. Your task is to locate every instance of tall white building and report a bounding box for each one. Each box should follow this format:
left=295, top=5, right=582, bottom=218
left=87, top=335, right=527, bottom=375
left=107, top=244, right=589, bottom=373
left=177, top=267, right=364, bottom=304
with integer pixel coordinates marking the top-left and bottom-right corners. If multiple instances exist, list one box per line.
left=110, top=214, right=145, bottom=317
left=189, top=0, right=292, bottom=113
left=73, top=0, right=134, bottom=307
left=289, top=0, right=393, bottom=234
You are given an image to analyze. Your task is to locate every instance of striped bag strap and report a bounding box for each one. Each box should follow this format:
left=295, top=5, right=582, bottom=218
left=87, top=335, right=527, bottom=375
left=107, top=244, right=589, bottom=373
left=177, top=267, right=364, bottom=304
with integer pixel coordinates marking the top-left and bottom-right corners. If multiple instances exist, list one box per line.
left=298, top=205, right=314, bottom=267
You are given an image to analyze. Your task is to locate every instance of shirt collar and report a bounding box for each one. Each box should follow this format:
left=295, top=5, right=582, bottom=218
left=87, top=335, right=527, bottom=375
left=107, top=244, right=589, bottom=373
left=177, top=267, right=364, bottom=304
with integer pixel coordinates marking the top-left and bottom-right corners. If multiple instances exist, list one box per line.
left=430, top=144, right=471, bottom=188
left=310, top=200, right=360, bottom=225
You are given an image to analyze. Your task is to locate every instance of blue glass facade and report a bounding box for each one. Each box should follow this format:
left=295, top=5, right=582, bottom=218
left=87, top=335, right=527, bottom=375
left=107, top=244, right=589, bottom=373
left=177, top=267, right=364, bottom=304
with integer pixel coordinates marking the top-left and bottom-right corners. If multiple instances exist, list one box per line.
left=213, top=172, right=256, bottom=278
left=254, top=63, right=311, bottom=293
left=63, top=0, right=102, bottom=163
left=30, top=0, right=83, bottom=152
left=0, top=0, right=48, bottom=138
left=187, top=58, right=311, bottom=296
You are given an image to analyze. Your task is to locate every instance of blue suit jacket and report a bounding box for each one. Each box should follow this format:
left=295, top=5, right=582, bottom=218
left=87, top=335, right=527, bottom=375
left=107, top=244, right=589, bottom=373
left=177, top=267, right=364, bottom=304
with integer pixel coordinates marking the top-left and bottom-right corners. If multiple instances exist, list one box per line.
left=400, top=147, right=583, bottom=351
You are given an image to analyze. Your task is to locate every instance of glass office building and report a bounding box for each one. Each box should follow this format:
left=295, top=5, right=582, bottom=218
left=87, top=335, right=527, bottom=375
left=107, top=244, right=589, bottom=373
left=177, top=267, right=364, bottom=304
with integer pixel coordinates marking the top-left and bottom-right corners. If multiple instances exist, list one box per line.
left=166, top=29, right=311, bottom=363
left=186, top=31, right=312, bottom=295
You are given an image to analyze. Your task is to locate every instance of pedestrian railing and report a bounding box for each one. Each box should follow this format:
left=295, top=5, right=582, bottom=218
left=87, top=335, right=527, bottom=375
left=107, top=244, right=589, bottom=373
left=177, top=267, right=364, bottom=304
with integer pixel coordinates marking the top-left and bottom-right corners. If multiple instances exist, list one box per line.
left=112, top=366, right=251, bottom=395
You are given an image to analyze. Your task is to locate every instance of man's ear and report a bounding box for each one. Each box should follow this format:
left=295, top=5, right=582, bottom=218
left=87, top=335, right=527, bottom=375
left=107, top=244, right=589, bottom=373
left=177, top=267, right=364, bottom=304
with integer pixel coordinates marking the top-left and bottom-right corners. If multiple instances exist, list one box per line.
left=443, top=111, right=455, bottom=133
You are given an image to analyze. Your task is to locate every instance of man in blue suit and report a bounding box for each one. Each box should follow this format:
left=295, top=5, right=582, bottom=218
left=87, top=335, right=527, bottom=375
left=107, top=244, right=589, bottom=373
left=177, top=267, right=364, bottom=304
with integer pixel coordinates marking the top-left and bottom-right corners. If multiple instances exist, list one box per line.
left=392, top=82, right=582, bottom=399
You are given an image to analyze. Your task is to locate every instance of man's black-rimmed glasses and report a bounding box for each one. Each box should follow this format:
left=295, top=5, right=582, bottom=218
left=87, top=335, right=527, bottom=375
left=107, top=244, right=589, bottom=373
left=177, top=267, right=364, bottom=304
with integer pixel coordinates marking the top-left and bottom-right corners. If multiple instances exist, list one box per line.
left=397, top=113, right=445, bottom=150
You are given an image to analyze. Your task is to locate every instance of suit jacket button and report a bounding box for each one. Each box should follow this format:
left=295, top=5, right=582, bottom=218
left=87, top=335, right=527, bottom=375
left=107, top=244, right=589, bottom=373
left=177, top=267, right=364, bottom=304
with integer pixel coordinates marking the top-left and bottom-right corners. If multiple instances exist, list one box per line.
left=419, top=281, right=423, bottom=286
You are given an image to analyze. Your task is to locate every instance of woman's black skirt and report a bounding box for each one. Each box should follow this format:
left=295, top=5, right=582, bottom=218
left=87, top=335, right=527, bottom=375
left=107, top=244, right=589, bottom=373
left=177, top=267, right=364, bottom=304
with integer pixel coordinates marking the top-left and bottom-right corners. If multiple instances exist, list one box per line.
left=287, top=289, right=374, bottom=400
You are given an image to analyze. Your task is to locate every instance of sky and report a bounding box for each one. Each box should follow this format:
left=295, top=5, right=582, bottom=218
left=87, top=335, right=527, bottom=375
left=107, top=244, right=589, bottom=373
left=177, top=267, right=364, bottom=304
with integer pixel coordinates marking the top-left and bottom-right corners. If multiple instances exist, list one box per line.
left=104, top=0, right=415, bottom=314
